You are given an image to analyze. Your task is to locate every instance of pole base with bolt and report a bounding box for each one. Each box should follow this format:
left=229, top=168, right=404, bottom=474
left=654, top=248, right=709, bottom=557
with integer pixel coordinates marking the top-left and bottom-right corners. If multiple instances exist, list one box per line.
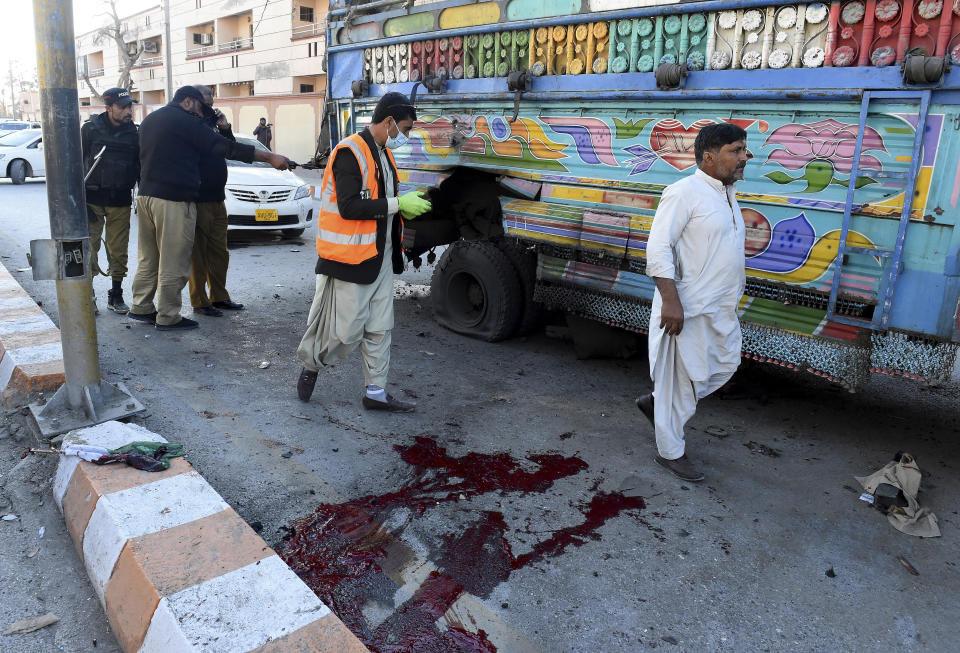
left=30, top=380, right=145, bottom=438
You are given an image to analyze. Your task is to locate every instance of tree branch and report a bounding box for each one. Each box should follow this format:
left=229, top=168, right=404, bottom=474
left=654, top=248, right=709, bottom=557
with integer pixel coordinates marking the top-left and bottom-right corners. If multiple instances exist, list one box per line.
left=82, top=73, right=103, bottom=104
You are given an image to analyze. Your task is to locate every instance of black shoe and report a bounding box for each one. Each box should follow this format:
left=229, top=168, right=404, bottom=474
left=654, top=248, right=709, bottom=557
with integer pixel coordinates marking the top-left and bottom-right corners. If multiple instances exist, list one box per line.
left=107, top=290, right=129, bottom=315
left=194, top=305, right=223, bottom=317
left=297, top=367, right=318, bottom=402
left=212, top=300, right=244, bottom=311
left=636, top=393, right=654, bottom=427
left=127, top=311, right=157, bottom=325
left=155, top=317, right=199, bottom=331
left=362, top=393, right=415, bottom=413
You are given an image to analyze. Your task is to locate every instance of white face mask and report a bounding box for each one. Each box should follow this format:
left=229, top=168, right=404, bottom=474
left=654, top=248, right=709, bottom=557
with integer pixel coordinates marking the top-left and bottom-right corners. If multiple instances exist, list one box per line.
left=385, top=119, right=407, bottom=149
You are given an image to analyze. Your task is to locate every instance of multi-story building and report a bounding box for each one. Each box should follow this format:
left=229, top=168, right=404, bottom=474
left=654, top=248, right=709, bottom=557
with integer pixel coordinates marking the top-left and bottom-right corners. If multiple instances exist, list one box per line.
left=75, top=1, right=327, bottom=162
left=18, top=90, right=42, bottom=123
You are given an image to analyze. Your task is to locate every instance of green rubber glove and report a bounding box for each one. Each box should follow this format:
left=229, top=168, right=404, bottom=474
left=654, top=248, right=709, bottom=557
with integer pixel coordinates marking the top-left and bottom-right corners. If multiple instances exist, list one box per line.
left=398, top=190, right=432, bottom=219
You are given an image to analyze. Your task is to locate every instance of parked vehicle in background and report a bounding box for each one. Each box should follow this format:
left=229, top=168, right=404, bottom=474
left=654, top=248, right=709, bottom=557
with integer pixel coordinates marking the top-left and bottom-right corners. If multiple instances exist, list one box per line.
left=0, top=129, right=45, bottom=184
left=0, top=121, right=41, bottom=138
left=325, top=0, right=960, bottom=390
left=225, top=135, right=314, bottom=237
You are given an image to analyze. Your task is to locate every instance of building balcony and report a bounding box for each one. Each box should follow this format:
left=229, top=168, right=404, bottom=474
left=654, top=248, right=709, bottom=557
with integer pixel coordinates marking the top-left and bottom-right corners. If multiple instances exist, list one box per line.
left=292, top=22, right=327, bottom=40
left=134, top=55, right=163, bottom=68
left=218, top=37, right=253, bottom=53
left=186, top=37, right=254, bottom=59
left=88, top=67, right=105, bottom=77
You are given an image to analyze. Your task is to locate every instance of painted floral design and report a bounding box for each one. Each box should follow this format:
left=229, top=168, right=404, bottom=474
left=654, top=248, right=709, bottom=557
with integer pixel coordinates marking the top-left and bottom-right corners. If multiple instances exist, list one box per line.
left=762, top=118, right=888, bottom=174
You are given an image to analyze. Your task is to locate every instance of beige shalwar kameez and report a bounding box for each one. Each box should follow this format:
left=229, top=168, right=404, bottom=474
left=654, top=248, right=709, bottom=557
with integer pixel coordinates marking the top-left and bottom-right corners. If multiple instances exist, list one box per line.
left=296, top=145, right=400, bottom=389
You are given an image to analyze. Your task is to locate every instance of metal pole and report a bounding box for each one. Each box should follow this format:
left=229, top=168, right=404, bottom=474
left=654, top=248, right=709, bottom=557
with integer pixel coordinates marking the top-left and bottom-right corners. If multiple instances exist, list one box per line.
left=28, top=0, right=144, bottom=436
left=8, top=60, right=18, bottom=120
left=163, top=0, right=173, bottom=102
left=33, top=0, right=100, bottom=404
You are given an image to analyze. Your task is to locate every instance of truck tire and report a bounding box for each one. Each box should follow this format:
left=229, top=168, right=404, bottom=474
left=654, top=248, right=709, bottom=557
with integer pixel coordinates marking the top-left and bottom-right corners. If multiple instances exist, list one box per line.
left=494, top=238, right=543, bottom=335
left=431, top=240, right=523, bottom=342
left=9, top=159, right=28, bottom=185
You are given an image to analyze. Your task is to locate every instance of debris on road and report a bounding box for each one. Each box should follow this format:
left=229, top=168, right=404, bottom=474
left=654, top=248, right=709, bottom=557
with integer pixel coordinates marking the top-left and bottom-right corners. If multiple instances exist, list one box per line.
left=258, top=361, right=271, bottom=369
left=2, top=515, right=17, bottom=521
left=856, top=453, right=940, bottom=538
left=744, top=441, right=781, bottom=457
left=292, top=414, right=311, bottom=421
left=4, top=612, right=59, bottom=635
left=825, top=567, right=836, bottom=578
left=705, top=426, right=729, bottom=439
left=896, top=555, right=919, bottom=576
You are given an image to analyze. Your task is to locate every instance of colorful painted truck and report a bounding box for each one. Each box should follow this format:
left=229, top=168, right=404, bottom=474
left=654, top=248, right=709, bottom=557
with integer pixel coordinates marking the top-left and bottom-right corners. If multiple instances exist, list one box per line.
left=324, top=0, right=960, bottom=389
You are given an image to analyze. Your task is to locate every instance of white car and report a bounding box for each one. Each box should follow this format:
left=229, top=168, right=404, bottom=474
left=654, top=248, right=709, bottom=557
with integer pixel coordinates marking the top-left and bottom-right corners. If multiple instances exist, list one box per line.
left=225, top=135, right=314, bottom=237
left=0, top=129, right=45, bottom=184
left=0, top=121, right=40, bottom=139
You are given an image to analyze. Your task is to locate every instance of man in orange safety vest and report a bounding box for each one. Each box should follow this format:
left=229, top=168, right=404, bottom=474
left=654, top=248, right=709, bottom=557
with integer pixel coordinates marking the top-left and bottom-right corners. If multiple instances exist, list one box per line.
left=295, top=92, right=432, bottom=411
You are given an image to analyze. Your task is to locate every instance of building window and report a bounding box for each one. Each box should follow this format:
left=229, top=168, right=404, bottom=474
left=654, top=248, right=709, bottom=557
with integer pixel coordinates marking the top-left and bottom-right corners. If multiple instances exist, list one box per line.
left=300, top=84, right=314, bottom=93
left=145, top=15, right=151, bottom=28
left=195, top=0, right=202, bottom=8
left=300, top=6, right=315, bottom=22
left=77, top=55, right=88, bottom=76
left=198, top=60, right=205, bottom=73
left=307, top=42, right=319, bottom=57
left=231, top=55, right=239, bottom=68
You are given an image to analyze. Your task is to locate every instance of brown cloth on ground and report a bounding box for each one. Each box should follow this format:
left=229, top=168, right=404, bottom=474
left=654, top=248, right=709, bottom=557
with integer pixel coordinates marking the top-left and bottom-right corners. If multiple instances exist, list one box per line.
left=855, top=453, right=940, bottom=538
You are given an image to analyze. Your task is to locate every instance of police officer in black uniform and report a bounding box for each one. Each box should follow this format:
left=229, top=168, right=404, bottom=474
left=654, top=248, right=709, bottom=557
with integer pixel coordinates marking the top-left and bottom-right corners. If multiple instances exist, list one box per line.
left=81, top=87, right=140, bottom=314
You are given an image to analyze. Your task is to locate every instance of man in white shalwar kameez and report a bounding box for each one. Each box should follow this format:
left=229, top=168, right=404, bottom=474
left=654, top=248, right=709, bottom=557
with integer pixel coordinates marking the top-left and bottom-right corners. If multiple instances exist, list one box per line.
left=636, top=123, right=750, bottom=481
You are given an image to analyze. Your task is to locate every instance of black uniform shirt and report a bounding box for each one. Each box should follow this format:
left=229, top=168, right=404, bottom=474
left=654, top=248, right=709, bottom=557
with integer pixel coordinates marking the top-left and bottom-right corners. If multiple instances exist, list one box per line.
left=139, top=102, right=255, bottom=202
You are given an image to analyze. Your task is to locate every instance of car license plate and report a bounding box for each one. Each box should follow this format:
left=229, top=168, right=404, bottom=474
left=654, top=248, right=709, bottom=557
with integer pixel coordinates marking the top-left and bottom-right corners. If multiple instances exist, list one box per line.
left=255, top=209, right=279, bottom=222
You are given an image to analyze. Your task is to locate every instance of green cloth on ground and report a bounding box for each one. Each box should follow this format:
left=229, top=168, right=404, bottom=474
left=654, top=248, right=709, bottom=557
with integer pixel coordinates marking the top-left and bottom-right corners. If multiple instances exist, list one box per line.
left=109, top=441, right=184, bottom=470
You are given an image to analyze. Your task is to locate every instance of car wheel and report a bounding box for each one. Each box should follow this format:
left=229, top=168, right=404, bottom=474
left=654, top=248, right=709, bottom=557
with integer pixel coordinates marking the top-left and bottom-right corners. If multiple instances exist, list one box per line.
left=281, top=228, right=305, bottom=238
left=9, top=159, right=27, bottom=185
left=431, top=240, right=523, bottom=342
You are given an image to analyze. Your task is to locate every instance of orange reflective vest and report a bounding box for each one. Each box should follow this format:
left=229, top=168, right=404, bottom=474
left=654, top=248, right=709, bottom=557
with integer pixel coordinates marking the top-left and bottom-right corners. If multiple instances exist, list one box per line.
left=315, top=133, right=397, bottom=265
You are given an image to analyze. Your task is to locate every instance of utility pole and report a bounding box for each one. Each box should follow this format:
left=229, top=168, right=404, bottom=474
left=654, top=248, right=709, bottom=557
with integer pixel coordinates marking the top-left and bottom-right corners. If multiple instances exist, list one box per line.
left=7, top=59, right=18, bottom=119
left=162, top=0, right=173, bottom=102
left=28, top=0, right=143, bottom=436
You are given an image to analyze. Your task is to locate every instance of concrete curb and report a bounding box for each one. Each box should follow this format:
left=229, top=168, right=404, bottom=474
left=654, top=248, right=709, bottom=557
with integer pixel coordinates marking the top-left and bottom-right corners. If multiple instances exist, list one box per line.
left=55, top=420, right=368, bottom=653
left=0, top=261, right=65, bottom=408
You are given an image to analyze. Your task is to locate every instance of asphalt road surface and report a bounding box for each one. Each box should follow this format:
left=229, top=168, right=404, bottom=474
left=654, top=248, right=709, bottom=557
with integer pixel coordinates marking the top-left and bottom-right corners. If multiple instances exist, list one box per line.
left=2, top=175, right=959, bottom=652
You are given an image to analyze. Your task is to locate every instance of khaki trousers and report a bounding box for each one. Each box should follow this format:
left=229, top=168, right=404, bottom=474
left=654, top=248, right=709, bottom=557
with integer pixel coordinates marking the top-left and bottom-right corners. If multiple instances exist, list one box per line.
left=189, top=201, right=231, bottom=308
left=87, top=204, right=131, bottom=281
left=131, top=196, right=197, bottom=326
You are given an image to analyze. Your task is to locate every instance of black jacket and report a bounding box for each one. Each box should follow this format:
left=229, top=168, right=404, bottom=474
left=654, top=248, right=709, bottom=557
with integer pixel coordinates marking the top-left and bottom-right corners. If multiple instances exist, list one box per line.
left=138, top=102, right=255, bottom=202
left=316, top=128, right=403, bottom=285
left=80, top=112, right=139, bottom=207
left=197, top=115, right=235, bottom=203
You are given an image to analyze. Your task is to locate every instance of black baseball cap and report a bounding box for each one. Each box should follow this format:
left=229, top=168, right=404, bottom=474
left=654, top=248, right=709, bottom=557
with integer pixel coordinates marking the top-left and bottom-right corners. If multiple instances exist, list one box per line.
left=102, top=87, right=136, bottom=107
left=172, top=85, right=205, bottom=103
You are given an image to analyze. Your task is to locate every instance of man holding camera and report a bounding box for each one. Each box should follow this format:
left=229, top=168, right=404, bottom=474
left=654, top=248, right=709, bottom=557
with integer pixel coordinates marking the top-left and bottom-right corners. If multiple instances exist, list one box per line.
left=253, top=117, right=272, bottom=150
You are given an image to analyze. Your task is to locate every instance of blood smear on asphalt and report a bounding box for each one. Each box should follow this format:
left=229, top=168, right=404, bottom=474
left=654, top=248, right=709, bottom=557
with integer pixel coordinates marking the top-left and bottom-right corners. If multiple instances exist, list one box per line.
left=277, top=437, right=644, bottom=652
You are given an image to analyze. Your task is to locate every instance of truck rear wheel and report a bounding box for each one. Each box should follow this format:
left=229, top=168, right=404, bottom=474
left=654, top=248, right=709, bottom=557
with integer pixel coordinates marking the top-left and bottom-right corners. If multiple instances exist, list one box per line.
left=431, top=240, right=523, bottom=342
left=494, top=238, right=542, bottom=335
